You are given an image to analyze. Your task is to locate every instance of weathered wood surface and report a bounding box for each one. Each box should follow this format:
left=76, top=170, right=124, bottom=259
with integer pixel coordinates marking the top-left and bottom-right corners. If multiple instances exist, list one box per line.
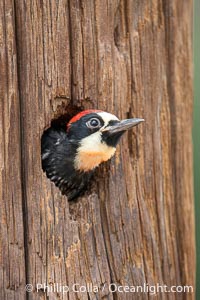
left=0, top=0, right=194, bottom=299
left=0, top=0, right=26, bottom=299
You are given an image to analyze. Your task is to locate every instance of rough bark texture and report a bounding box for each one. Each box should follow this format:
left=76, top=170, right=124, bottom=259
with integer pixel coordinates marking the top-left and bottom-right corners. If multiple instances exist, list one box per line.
left=0, top=0, right=194, bottom=300
left=0, top=0, right=26, bottom=299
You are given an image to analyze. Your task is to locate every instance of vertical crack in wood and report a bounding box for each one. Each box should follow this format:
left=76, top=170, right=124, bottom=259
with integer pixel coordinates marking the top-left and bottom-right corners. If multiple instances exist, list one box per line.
left=13, top=1, right=29, bottom=298
left=67, top=0, right=74, bottom=104
left=80, top=1, right=85, bottom=100
left=99, top=197, right=117, bottom=300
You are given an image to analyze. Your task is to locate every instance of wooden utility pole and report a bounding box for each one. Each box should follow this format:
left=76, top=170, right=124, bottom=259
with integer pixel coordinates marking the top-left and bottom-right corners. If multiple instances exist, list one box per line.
left=0, top=1, right=195, bottom=299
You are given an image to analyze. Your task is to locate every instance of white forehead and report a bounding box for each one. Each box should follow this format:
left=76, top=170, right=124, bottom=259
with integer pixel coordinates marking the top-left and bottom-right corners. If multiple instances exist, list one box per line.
left=97, top=112, right=119, bottom=126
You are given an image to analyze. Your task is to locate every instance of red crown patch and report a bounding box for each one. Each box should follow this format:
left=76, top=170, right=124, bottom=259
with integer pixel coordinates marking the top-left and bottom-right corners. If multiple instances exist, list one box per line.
left=67, top=109, right=102, bottom=130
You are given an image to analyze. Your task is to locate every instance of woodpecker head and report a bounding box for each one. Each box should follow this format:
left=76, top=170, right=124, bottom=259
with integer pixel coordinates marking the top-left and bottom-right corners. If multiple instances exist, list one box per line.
left=41, top=109, right=144, bottom=200
left=67, top=110, right=144, bottom=172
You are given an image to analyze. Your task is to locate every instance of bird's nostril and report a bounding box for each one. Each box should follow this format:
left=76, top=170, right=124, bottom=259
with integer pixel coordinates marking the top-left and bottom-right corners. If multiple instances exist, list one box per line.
left=108, top=120, right=120, bottom=126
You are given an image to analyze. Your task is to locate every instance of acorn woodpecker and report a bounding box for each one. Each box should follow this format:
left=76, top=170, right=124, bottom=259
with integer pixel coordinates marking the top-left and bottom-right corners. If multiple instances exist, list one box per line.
left=41, top=110, right=144, bottom=200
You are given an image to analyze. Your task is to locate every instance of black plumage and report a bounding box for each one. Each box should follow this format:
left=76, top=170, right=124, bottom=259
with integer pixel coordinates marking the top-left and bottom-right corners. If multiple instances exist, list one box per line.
left=41, top=127, right=93, bottom=201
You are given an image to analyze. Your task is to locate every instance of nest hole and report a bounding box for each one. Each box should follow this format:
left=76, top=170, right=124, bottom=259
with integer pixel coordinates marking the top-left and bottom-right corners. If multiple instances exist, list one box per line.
left=50, top=104, right=84, bottom=131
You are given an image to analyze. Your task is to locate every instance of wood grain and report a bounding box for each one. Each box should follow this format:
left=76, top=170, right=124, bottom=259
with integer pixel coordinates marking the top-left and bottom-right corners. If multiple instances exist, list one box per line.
left=0, top=0, right=26, bottom=299
left=0, top=0, right=195, bottom=299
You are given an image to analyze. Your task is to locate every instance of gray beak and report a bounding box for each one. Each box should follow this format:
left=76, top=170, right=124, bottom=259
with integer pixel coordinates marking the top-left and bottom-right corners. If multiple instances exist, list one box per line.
left=101, top=118, right=144, bottom=134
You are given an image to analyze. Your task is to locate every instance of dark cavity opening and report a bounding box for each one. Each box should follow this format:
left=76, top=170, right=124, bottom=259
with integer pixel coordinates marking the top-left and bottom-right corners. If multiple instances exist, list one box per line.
left=50, top=104, right=83, bottom=131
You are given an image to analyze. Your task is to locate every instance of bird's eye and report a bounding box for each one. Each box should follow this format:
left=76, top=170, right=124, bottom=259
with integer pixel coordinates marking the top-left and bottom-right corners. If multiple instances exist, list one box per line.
left=86, top=118, right=101, bottom=129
